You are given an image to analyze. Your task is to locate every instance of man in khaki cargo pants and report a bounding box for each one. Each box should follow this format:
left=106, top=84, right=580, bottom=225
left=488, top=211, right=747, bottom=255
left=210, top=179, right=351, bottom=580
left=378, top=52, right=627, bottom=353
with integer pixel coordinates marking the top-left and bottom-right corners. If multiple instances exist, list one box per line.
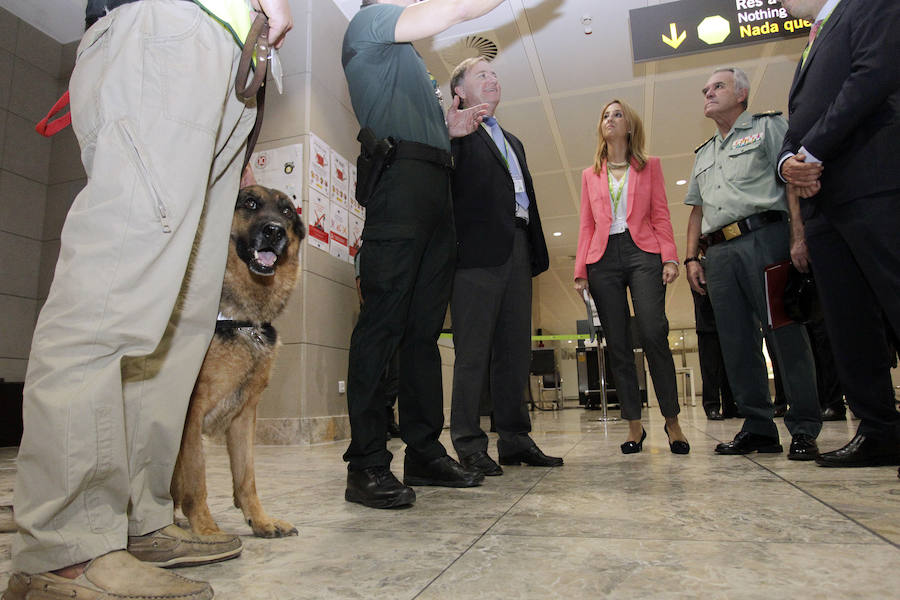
left=2, top=1, right=291, bottom=599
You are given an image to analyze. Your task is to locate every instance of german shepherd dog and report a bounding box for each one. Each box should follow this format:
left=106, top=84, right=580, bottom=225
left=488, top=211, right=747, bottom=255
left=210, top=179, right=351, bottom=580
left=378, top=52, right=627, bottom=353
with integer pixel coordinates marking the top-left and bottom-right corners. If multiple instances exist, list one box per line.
left=171, top=185, right=304, bottom=538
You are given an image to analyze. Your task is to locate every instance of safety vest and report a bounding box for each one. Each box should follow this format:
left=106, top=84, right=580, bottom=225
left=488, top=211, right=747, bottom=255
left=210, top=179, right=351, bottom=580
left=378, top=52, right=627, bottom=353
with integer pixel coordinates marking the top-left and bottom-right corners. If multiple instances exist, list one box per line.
left=193, top=0, right=253, bottom=47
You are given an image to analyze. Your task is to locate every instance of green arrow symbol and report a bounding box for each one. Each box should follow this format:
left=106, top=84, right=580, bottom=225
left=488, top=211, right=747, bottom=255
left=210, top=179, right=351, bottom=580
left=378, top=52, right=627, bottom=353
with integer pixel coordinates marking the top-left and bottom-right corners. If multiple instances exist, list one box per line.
left=662, top=22, right=687, bottom=49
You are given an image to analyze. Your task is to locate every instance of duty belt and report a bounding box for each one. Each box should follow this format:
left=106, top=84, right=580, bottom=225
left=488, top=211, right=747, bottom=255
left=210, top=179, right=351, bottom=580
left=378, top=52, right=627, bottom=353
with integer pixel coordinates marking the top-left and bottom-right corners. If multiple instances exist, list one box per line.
left=392, top=140, right=454, bottom=170
left=706, top=210, right=784, bottom=247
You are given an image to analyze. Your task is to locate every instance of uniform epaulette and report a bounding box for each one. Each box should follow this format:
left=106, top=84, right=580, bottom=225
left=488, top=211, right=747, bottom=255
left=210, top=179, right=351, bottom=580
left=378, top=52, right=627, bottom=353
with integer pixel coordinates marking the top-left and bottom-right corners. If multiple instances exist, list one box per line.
left=753, top=110, right=783, bottom=118
left=694, top=135, right=715, bottom=154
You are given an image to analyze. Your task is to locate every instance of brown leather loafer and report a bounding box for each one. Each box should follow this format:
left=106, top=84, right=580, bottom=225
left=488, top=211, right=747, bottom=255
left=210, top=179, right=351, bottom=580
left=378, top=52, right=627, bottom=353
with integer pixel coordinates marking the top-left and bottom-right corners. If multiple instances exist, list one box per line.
left=2, top=550, right=212, bottom=600
left=127, top=523, right=242, bottom=568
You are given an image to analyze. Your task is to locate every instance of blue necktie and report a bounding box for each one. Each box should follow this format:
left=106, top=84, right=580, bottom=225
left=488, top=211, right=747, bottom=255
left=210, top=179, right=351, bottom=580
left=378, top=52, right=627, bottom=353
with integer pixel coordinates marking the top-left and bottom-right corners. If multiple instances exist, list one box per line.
left=484, top=117, right=529, bottom=211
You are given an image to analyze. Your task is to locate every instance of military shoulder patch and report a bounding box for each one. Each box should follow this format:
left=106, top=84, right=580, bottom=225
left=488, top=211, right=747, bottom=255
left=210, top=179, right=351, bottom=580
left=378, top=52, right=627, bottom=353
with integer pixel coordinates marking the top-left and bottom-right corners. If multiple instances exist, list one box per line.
left=694, top=135, right=715, bottom=154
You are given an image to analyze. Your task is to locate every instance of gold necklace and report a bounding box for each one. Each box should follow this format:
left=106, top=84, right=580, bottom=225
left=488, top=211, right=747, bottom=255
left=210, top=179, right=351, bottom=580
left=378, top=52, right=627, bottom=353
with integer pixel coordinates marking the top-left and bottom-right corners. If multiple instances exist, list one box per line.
left=608, top=159, right=628, bottom=168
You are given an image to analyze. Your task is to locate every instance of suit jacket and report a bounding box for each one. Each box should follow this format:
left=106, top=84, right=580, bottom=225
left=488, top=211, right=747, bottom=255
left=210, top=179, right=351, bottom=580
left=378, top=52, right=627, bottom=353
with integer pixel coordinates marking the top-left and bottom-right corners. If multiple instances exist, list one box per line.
left=779, top=0, right=900, bottom=211
left=574, top=157, right=678, bottom=281
left=450, top=125, right=549, bottom=277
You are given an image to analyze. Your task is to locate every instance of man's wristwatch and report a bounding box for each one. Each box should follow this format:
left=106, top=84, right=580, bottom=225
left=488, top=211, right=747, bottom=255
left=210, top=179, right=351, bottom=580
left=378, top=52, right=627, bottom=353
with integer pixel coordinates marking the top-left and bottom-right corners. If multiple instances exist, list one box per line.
left=683, top=257, right=700, bottom=266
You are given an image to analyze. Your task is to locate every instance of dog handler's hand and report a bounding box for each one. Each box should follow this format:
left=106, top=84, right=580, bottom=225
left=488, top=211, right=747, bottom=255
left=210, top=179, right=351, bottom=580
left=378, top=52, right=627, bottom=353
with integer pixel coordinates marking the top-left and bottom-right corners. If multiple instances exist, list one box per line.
left=252, top=0, right=293, bottom=49
left=574, top=278, right=588, bottom=294
left=687, top=261, right=706, bottom=295
left=448, top=96, right=489, bottom=139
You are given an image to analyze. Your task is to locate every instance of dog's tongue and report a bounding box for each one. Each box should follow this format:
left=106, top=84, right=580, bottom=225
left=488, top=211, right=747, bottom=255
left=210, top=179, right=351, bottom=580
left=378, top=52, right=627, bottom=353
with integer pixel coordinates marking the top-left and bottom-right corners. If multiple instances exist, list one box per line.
left=256, top=251, right=277, bottom=267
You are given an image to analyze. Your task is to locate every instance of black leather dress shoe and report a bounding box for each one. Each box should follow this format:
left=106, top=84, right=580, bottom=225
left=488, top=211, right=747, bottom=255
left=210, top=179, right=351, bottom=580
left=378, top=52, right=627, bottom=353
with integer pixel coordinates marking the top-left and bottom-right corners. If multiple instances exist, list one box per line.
left=345, top=467, right=415, bottom=509
left=715, top=431, right=782, bottom=455
left=620, top=429, right=647, bottom=455
left=706, top=410, right=725, bottom=421
left=820, top=407, right=847, bottom=421
left=403, top=455, right=484, bottom=487
left=788, top=433, right=819, bottom=461
left=460, top=451, right=503, bottom=476
left=815, top=433, right=900, bottom=467
left=499, top=444, right=564, bottom=467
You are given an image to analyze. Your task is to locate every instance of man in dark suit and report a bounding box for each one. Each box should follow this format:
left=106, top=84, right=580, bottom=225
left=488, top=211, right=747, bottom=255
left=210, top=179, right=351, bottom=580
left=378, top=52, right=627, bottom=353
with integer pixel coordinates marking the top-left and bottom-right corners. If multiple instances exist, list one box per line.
left=448, top=57, right=563, bottom=474
left=779, top=0, right=900, bottom=471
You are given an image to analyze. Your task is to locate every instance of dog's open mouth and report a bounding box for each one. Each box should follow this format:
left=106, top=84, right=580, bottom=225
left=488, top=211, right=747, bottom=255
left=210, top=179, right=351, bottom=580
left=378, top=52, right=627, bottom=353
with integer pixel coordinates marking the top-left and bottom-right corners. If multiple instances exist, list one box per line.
left=249, top=249, right=278, bottom=276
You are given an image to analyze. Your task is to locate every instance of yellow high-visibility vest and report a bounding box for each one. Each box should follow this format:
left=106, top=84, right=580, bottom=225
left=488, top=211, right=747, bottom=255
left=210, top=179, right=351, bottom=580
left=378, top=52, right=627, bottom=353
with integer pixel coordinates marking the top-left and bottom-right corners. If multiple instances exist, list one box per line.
left=193, top=0, right=253, bottom=47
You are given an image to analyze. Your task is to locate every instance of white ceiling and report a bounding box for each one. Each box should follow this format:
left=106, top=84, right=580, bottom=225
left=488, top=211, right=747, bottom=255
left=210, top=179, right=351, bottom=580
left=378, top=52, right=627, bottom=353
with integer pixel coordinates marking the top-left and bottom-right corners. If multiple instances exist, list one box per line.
left=5, top=0, right=808, bottom=336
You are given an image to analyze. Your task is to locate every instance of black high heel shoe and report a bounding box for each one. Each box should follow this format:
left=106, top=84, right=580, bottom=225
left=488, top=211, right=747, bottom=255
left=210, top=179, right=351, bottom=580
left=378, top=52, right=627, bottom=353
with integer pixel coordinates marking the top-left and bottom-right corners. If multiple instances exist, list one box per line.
left=664, top=424, right=691, bottom=455
left=621, top=428, right=646, bottom=454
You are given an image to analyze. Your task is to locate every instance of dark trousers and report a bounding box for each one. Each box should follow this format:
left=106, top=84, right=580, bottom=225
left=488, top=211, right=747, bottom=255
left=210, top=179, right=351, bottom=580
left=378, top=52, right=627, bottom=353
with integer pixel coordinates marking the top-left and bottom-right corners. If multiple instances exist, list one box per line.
left=586, top=231, right=679, bottom=421
left=450, top=229, right=533, bottom=459
left=343, top=159, right=456, bottom=470
left=805, top=318, right=844, bottom=412
left=705, top=220, right=821, bottom=440
left=768, top=341, right=786, bottom=412
left=697, top=331, right=736, bottom=416
left=804, top=192, right=900, bottom=441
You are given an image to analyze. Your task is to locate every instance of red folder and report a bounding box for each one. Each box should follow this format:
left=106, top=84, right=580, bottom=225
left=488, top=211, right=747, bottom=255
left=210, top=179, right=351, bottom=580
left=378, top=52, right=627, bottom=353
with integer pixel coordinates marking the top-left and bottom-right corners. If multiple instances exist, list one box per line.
left=764, top=261, right=794, bottom=329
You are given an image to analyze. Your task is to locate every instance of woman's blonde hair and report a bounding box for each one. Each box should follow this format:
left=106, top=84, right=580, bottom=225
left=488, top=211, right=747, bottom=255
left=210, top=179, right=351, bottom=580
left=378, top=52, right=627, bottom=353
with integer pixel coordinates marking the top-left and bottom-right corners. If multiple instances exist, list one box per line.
left=592, top=99, right=647, bottom=175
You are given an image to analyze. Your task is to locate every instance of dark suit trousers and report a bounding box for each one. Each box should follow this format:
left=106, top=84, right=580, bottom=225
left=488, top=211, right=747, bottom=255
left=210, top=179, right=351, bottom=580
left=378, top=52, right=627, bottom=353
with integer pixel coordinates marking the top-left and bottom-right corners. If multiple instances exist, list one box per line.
left=705, top=221, right=821, bottom=439
left=804, top=192, right=900, bottom=441
left=343, top=159, right=456, bottom=470
left=697, top=331, right=735, bottom=415
left=586, top=231, right=679, bottom=421
left=450, top=229, right=533, bottom=458
left=805, top=318, right=844, bottom=412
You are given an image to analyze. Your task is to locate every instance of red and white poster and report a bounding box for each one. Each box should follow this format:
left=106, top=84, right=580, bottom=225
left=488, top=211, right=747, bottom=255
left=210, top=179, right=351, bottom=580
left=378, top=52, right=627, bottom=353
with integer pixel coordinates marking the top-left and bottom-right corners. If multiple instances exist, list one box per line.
left=329, top=203, right=349, bottom=262
left=307, top=189, right=330, bottom=252
left=331, top=151, right=349, bottom=209
left=308, top=133, right=331, bottom=197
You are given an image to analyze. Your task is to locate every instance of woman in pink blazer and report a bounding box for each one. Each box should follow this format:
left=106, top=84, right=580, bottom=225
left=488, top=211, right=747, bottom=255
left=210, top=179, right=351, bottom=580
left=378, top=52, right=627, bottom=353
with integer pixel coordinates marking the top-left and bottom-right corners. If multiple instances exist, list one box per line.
left=574, top=99, right=690, bottom=455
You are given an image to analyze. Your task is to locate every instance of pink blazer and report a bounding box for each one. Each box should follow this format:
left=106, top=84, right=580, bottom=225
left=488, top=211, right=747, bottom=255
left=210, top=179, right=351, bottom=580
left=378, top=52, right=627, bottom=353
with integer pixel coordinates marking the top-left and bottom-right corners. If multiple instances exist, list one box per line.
left=574, top=156, right=678, bottom=281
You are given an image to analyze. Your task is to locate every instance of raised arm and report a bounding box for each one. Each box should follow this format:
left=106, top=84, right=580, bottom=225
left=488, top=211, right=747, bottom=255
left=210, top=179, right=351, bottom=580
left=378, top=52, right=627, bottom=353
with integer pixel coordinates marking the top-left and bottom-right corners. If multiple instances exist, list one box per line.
left=394, top=0, right=506, bottom=43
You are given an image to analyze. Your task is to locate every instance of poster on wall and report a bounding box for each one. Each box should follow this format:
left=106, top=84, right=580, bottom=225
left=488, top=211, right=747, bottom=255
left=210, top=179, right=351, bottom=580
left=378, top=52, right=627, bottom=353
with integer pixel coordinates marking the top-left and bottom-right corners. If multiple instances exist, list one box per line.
left=329, top=203, right=349, bottom=262
left=308, top=133, right=331, bottom=197
left=348, top=214, right=364, bottom=262
left=330, top=151, right=349, bottom=209
left=307, top=189, right=330, bottom=252
left=250, top=144, right=303, bottom=209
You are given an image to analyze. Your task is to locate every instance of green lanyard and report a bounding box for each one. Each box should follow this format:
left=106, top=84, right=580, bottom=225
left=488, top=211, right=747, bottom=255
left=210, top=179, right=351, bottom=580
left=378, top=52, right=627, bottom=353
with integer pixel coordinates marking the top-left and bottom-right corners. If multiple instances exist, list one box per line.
left=608, top=167, right=628, bottom=217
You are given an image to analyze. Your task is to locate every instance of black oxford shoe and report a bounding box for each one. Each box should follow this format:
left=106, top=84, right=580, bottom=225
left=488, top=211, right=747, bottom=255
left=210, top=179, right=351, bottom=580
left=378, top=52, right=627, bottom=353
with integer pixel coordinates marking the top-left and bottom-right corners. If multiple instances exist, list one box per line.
left=820, top=407, right=846, bottom=421
left=460, top=451, right=503, bottom=476
left=345, top=466, right=415, bottom=509
left=499, top=444, right=564, bottom=467
left=403, top=455, right=484, bottom=487
left=815, top=433, right=900, bottom=467
left=715, top=431, right=782, bottom=455
left=788, top=433, right=819, bottom=461
left=706, top=410, right=725, bottom=421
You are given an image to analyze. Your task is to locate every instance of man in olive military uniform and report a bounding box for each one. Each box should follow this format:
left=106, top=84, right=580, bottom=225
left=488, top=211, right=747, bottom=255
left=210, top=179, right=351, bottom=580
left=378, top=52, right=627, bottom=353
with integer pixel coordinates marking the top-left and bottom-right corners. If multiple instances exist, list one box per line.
left=684, top=67, right=821, bottom=460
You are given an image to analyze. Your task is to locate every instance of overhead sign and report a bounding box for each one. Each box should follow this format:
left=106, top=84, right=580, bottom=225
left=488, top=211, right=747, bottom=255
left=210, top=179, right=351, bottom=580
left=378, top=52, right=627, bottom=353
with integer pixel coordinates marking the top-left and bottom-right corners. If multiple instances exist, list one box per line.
left=630, top=0, right=811, bottom=63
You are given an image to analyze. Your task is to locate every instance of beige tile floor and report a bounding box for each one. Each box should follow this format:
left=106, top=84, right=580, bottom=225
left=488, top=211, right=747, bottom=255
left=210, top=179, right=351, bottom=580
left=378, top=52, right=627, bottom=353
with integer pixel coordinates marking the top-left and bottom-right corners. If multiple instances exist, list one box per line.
left=2, top=405, right=900, bottom=599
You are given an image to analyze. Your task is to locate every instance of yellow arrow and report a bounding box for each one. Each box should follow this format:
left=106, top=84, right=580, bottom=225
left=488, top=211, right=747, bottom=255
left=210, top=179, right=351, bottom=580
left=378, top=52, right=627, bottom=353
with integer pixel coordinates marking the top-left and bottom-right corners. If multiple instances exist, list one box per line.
left=661, top=23, right=686, bottom=49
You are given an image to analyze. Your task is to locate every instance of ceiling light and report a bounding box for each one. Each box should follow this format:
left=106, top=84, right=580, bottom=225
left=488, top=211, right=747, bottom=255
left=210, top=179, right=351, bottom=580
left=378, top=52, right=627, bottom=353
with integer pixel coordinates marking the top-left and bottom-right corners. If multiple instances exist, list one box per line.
left=553, top=231, right=562, bottom=237
left=581, top=15, right=593, bottom=35
left=676, top=179, right=687, bottom=186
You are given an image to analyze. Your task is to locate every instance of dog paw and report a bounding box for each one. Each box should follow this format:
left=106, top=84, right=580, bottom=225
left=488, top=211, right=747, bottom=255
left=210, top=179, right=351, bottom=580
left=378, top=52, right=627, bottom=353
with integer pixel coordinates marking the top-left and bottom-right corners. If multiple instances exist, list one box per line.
left=248, top=517, right=298, bottom=538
